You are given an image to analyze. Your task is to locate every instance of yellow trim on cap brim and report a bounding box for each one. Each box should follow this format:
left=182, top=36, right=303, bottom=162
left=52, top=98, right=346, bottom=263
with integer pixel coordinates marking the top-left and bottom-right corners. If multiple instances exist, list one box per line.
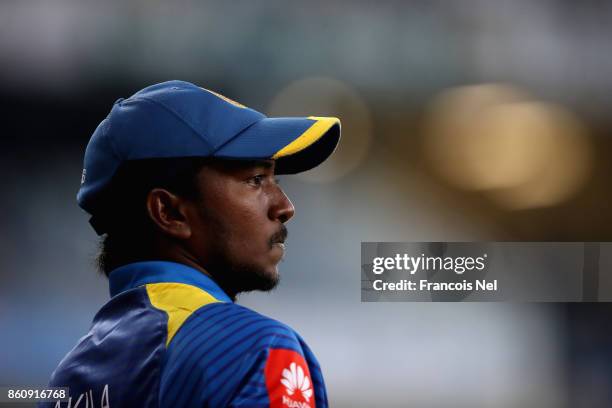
left=272, top=116, right=340, bottom=159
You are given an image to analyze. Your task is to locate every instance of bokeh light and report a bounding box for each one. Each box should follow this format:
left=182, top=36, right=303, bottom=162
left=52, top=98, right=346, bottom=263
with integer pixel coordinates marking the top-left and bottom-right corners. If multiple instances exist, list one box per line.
left=267, top=77, right=373, bottom=183
left=3, top=2, right=612, bottom=406
left=423, top=83, right=593, bottom=209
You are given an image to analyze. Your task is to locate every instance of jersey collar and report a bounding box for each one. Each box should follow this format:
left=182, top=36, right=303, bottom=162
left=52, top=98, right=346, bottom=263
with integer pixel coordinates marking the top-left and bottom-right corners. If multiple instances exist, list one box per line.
left=108, top=261, right=233, bottom=303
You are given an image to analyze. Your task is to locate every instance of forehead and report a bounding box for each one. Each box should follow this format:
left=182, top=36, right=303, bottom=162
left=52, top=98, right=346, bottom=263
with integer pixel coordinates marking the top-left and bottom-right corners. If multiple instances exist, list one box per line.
left=212, top=158, right=274, bottom=171
left=197, top=158, right=275, bottom=179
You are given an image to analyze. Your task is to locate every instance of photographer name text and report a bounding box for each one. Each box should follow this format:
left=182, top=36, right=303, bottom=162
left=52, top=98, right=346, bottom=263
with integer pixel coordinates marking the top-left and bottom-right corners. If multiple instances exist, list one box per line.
left=370, top=253, right=497, bottom=292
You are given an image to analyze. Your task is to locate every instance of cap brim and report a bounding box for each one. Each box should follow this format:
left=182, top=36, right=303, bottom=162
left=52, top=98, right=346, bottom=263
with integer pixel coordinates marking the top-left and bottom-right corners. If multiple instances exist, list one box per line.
left=214, top=116, right=341, bottom=174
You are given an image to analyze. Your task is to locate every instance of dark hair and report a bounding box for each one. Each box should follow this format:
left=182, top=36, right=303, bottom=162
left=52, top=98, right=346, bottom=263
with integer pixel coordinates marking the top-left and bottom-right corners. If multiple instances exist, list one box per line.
left=95, top=157, right=210, bottom=277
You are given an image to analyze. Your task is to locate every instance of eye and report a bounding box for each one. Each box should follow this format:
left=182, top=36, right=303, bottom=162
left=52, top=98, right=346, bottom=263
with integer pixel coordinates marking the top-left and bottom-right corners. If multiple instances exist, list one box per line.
left=248, top=174, right=265, bottom=186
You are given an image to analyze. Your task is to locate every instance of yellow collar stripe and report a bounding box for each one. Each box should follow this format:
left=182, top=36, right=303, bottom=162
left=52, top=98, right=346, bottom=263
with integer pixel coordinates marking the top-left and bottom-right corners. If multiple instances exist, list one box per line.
left=272, top=116, right=340, bottom=159
left=146, top=283, right=221, bottom=347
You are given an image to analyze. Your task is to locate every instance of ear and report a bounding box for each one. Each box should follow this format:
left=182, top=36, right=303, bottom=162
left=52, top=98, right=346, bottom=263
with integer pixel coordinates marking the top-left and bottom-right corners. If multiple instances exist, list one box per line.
left=145, top=188, right=192, bottom=239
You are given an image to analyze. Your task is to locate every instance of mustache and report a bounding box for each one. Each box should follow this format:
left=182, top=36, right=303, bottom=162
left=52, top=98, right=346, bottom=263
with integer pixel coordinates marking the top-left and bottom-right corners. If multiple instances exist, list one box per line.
left=269, top=225, right=288, bottom=246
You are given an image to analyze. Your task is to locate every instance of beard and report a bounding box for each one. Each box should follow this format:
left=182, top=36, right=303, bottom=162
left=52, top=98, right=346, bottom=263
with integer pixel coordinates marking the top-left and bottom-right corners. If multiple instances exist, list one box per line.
left=203, top=225, right=288, bottom=301
left=194, top=198, right=288, bottom=300
left=207, top=260, right=280, bottom=301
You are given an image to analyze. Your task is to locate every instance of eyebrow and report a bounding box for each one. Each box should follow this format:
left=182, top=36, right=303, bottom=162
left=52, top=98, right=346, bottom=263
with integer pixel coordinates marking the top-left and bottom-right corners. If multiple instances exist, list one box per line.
left=237, top=159, right=273, bottom=169
left=253, top=160, right=274, bottom=169
left=217, top=159, right=274, bottom=171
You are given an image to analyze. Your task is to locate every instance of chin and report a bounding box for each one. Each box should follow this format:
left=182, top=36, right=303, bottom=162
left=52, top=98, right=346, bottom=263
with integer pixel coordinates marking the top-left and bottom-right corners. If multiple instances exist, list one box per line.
left=207, top=257, right=281, bottom=298
left=257, top=265, right=280, bottom=289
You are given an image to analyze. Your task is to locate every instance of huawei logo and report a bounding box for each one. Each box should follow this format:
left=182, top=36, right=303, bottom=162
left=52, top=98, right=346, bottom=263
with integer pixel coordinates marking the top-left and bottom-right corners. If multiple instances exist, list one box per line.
left=281, top=362, right=313, bottom=403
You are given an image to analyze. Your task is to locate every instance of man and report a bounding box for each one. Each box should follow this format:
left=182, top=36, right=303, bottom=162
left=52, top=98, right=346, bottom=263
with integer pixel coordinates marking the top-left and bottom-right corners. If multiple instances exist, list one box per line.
left=43, top=80, right=341, bottom=408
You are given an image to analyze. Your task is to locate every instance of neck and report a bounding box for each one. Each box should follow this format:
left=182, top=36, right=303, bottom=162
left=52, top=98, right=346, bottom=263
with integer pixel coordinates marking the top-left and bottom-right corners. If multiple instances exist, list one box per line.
left=152, top=237, right=239, bottom=301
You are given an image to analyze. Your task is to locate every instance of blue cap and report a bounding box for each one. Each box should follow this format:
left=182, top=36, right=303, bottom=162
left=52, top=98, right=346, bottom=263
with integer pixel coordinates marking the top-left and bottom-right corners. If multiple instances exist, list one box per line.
left=77, top=80, right=341, bottom=215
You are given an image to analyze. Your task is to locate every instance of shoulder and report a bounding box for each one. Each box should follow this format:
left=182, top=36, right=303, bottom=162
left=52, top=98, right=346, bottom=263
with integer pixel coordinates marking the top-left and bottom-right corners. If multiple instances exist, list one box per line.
left=174, top=302, right=303, bottom=353
left=159, top=302, right=306, bottom=407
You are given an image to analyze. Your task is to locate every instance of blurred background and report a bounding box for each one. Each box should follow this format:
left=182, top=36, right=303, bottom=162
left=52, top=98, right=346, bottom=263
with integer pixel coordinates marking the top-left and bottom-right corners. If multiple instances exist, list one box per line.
left=1, top=0, right=612, bottom=406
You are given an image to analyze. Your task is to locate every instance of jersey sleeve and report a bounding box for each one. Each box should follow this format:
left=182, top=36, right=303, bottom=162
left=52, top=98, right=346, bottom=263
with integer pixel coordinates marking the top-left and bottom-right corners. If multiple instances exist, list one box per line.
left=158, top=303, right=327, bottom=408
left=228, top=326, right=325, bottom=408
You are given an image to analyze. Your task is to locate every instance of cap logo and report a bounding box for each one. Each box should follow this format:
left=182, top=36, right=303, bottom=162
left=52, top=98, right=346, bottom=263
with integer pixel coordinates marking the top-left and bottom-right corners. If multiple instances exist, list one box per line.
left=202, top=88, right=247, bottom=108
left=81, top=169, right=87, bottom=185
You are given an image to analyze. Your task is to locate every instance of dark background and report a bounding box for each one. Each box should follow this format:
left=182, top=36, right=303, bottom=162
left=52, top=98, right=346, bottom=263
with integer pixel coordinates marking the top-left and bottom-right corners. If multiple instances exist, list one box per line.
left=1, top=1, right=612, bottom=406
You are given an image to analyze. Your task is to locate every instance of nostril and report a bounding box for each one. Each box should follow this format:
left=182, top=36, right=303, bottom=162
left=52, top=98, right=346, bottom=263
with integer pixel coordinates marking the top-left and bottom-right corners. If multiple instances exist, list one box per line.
left=271, top=189, right=295, bottom=223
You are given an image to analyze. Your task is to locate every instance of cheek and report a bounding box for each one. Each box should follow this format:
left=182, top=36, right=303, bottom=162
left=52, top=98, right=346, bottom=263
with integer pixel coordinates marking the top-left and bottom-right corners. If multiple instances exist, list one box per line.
left=197, top=180, right=273, bottom=258
left=215, top=201, right=270, bottom=252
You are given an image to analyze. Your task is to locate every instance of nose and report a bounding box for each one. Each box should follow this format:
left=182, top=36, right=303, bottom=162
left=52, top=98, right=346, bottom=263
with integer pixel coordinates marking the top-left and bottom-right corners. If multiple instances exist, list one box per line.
left=269, top=186, right=295, bottom=223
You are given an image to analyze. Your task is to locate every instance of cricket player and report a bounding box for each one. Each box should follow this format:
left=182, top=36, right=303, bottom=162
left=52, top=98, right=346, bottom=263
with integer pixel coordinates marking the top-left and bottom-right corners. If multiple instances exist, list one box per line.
left=42, top=80, right=340, bottom=408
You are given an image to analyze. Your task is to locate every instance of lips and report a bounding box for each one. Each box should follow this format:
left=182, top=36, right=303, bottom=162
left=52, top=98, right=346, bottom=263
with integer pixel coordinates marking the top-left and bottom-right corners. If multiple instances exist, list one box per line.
left=269, top=225, right=288, bottom=248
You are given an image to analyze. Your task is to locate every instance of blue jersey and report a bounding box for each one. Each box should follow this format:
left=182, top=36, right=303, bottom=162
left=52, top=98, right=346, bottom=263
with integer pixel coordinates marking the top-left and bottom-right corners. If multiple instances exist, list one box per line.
left=42, top=261, right=328, bottom=408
